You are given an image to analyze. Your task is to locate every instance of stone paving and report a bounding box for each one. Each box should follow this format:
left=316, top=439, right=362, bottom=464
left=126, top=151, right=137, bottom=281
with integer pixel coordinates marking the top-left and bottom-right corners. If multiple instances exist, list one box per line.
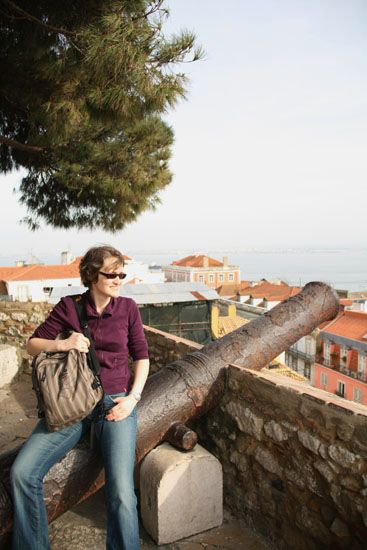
left=49, top=489, right=270, bottom=550
left=0, top=374, right=38, bottom=453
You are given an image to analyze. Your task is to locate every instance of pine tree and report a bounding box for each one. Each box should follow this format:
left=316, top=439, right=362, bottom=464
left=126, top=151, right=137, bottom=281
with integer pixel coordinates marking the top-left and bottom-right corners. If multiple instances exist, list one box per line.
left=0, top=0, right=202, bottom=230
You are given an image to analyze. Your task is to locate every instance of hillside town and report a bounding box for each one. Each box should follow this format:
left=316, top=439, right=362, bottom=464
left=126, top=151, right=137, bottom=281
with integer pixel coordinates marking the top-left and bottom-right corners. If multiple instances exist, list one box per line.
left=0, top=251, right=366, bottom=407
left=1, top=1, right=366, bottom=548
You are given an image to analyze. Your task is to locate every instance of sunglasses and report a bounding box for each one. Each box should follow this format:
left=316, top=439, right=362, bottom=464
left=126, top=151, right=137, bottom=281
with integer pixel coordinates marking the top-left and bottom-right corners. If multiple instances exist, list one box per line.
left=99, top=271, right=127, bottom=280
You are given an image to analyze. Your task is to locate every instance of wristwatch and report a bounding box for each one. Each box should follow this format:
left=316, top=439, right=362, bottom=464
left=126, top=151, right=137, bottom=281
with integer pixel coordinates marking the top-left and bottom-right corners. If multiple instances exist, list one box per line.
left=130, top=391, right=141, bottom=402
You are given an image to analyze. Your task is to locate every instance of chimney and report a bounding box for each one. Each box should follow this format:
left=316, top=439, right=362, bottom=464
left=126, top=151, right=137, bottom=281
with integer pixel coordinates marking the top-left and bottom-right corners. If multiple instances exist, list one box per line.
left=15, top=260, right=26, bottom=267
left=61, top=251, right=74, bottom=265
left=223, top=256, right=228, bottom=267
left=203, top=256, right=209, bottom=268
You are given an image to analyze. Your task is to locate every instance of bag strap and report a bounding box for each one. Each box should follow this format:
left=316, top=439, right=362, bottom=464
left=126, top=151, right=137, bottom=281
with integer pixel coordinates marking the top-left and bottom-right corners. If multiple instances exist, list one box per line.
left=31, top=356, right=45, bottom=418
left=73, top=294, right=102, bottom=376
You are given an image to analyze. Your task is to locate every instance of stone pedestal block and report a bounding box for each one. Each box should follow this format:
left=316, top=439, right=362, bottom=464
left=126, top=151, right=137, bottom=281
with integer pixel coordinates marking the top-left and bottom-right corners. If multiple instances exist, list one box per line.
left=140, top=442, right=223, bottom=545
left=0, top=344, right=20, bottom=387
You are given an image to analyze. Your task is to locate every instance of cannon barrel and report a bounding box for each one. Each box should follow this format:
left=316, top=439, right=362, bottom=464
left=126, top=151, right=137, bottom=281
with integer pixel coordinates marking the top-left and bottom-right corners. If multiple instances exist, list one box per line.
left=0, top=282, right=339, bottom=546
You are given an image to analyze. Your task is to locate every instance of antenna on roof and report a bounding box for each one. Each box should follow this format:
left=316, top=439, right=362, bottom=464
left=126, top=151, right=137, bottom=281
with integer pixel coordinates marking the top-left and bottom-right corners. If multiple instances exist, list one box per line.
left=27, top=250, right=42, bottom=265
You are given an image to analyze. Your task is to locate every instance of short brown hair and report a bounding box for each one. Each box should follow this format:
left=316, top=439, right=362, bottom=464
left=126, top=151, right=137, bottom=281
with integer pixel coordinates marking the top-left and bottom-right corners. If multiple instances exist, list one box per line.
left=79, top=246, right=125, bottom=288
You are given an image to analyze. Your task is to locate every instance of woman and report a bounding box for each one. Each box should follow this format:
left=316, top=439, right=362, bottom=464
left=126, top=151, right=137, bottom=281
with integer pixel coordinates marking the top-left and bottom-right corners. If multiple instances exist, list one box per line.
left=11, top=245, right=149, bottom=550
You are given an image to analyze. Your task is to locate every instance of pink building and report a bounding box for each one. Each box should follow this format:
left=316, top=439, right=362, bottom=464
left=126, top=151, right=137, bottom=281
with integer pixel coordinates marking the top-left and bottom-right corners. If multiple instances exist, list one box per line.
left=312, top=311, right=367, bottom=406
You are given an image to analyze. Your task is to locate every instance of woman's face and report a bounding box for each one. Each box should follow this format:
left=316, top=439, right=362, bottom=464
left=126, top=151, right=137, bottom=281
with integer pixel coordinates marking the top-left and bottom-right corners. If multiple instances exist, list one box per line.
left=91, top=256, right=124, bottom=300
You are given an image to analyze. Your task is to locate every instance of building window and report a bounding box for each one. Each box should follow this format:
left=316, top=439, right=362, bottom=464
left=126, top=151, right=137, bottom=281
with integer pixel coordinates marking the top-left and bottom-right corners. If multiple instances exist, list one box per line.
left=357, top=353, right=366, bottom=380
left=229, top=273, right=234, bottom=281
left=209, top=274, right=214, bottom=283
left=219, top=274, right=224, bottom=282
left=305, top=337, right=311, bottom=355
left=337, top=381, right=345, bottom=398
left=340, top=345, right=347, bottom=359
left=321, top=372, right=328, bottom=387
left=304, top=362, right=311, bottom=379
left=324, top=341, right=330, bottom=366
left=199, top=275, right=204, bottom=283
left=353, top=387, right=362, bottom=403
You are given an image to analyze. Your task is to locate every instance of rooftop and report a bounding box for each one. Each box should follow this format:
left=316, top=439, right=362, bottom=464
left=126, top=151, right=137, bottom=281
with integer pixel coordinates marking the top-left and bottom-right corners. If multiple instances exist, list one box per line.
left=321, top=310, right=367, bottom=342
left=236, top=280, right=301, bottom=301
left=215, top=281, right=251, bottom=297
left=172, top=254, right=224, bottom=268
left=50, top=282, right=220, bottom=305
left=0, top=257, right=81, bottom=281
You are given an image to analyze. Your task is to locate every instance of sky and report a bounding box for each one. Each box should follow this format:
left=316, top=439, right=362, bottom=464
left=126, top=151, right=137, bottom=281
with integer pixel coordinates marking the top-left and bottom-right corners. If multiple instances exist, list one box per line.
left=1, top=0, right=366, bottom=261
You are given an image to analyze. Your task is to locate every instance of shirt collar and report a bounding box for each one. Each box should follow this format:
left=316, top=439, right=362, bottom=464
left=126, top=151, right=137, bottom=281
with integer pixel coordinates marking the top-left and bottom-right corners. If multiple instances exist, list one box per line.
left=84, top=290, right=114, bottom=317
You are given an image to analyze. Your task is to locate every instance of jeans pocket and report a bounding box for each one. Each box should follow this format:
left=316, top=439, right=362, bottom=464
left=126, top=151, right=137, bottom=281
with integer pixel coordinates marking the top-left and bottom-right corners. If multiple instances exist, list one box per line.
left=103, top=392, right=128, bottom=411
left=103, top=395, right=116, bottom=410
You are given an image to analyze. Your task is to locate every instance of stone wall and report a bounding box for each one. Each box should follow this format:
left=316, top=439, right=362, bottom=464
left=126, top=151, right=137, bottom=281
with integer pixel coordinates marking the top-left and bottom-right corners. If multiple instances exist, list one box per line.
left=0, top=301, right=51, bottom=374
left=195, top=367, right=367, bottom=550
left=0, top=302, right=199, bottom=378
left=142, top=327, right=367, bottom=550
left=144, top=325, right=202, bottom=374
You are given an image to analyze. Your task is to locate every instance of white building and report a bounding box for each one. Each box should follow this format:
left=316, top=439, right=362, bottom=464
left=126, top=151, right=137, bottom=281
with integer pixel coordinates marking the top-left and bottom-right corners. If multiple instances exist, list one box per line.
left=123, top=256, right=165, bottom=285
left=0, top=255, right=81, bottom=302
left=0, top=252, right=165, bottom=302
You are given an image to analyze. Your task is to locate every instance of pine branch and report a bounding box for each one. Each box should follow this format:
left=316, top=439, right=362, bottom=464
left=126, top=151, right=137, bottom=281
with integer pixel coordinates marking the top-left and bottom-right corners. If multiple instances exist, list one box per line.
left=131, top=0, right=167, bottom=21
left=0, top=136, right=45, bottom=154
left=3, top=0, right=76, bottom=37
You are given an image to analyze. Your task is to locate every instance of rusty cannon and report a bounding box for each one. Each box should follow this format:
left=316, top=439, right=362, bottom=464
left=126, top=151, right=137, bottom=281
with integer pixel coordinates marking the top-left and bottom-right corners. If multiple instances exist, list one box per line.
left=0, top=282, right=339, bottom=546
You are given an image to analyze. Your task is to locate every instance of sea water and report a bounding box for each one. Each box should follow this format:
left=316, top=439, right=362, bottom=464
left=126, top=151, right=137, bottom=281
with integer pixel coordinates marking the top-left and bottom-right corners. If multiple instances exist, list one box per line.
left=134, top=247, right=367, bottom=292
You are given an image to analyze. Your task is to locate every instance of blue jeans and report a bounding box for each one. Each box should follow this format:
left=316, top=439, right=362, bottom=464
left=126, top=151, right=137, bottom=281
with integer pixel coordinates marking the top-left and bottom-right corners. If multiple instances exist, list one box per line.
left=10, top=393, right=139, bottom=550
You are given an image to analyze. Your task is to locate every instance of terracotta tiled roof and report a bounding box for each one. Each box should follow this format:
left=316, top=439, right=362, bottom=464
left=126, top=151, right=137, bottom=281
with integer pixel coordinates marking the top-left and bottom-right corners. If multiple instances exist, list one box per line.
left=322, top=310, right=367, bottom=342
left=0, top=258, right=81, bottom=281
left=216, top=281, right=250, bottom=297
left=172, top=255, right=224, bottom=268
left=264, top=288, right=301, bottom=302
left=237, top=281, right=279, bottom=295
left=339, top=299, right=354, bottom=306
left=318, top=319, right=335, bottom=331
left=234, top=281, right=301, bottom=302
left=190, top=291, right=206, bottom=300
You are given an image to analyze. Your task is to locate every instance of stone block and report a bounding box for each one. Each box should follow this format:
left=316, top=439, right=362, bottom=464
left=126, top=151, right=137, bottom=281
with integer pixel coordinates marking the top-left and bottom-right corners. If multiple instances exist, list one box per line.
left=314, top=460, right=335, bottom=483
left=224, top=402, right=263, bottom=440
left=330, top=517, right=350, bottom=538
left=140, top=442, right=223, bottom=545
left=254, top=447, right=282, bottom=476
left=11, top=312, right=28, bottom=322
left=264, top=420, right=289, bottom=442
left=0, top=344, right=21, bottom=387
left=298, top=430, right=321, bottom=455
left=328, top=444, right=357, bottom=468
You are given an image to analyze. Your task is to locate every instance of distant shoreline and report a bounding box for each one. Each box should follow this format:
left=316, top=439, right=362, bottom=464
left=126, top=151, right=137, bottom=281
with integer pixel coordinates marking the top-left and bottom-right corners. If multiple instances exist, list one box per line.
left=1, top=247, right=366, bottom=292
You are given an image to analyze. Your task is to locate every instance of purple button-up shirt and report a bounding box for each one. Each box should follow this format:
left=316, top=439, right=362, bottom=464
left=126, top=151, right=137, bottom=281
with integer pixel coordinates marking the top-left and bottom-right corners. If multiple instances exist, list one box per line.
left=31, top=292, right=149, bottom=394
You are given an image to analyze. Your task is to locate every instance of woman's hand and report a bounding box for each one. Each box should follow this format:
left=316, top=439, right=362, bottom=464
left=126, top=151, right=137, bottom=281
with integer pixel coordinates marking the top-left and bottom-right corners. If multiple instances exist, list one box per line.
left=59, top=332, right=90, bottom=353
left=105, top=395, right=136, bottom=422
